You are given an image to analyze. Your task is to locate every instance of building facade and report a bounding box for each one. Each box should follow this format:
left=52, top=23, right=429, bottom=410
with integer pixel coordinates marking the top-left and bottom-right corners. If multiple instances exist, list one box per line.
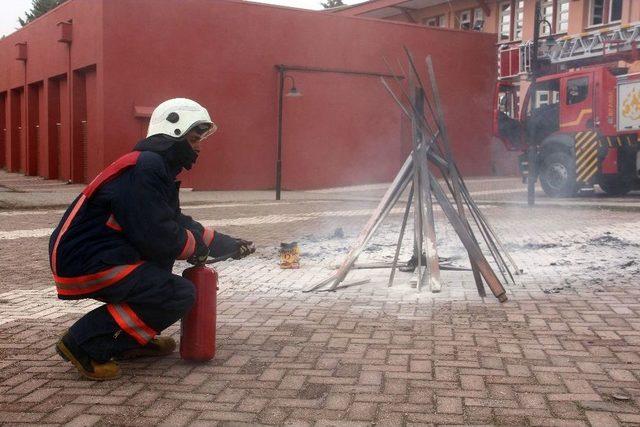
left=338, top=1, right=640, bottom=44
left=337, top=0, right=640, bottom=173
left=0, top=0, right=498, bottom=189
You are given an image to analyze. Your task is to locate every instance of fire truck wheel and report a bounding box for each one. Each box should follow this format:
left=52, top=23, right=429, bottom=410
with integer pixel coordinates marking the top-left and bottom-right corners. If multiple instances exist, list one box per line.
left=539, top=151, right=578, bottom=198
left=598, top=176, right=632, bottom=196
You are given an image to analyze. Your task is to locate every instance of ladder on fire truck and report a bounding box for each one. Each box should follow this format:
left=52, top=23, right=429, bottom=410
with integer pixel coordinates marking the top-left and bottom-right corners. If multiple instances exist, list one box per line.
left=498, top=22, right=640, bottom=80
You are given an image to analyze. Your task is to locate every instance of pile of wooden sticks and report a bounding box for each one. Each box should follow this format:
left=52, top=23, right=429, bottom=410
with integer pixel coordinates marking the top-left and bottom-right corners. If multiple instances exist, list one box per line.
left=307, top=49, right=518, bottom=302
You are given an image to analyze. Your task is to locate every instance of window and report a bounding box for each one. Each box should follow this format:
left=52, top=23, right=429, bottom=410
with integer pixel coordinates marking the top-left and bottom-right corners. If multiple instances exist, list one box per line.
left=458, top=10, right=471, bottom=30
left=592, top=0, right=604, bottom=25
left=515, top=1, right=524, bottom=39
left=424, top=15, right=445, bottom=27
left=499, top=1, right=511, bottom=41
left=499, top=1, right=524, bottom=41
left=456, top=7, right=484, bottom=30
left=610, top=0, right=623, bottom=22
left=528, top=79, right=560, bottom=114
left=540, top=0, right=554, bottom=35
left=566, top=77, right=589, bottom=105
left=473, top=8, right=484, bottom=30
left=591, top=0, right=623, bottom=26
left=536, top=0, right=570, bottom=35
left=556, top=0, right=569, bottom=33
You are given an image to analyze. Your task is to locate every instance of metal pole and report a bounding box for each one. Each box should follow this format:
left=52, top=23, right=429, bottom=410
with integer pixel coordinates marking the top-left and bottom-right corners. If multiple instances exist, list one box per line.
left=277, top=64, right=402, bottom=80
left=275, top=68, right=284, bottom=201
left=67, top=41, right=73, bottom=183
left=528, top=1, right=542, bottom=206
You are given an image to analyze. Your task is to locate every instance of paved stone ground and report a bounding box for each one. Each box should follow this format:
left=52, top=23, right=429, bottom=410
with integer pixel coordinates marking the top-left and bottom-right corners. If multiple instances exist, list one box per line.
left=1, top=171, right=640, bottom=426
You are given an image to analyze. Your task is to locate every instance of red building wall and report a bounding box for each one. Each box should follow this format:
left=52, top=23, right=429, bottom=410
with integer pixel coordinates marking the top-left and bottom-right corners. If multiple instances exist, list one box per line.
left=0, top=0, right=497, bottom=190
left=0, top=0, right=102, bottom=180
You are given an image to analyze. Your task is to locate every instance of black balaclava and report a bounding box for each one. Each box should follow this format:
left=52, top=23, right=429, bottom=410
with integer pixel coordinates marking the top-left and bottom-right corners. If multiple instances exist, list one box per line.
left=134, top=135, right=199, bottom=176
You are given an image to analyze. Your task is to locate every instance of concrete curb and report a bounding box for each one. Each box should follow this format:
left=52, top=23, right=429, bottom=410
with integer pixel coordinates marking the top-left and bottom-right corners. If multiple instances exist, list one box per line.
left=477, top=199, right=640, bottom=212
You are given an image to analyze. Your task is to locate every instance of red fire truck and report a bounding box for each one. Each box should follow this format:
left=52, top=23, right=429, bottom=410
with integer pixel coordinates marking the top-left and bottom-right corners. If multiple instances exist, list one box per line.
left=493, top=23, right=640, bottom=197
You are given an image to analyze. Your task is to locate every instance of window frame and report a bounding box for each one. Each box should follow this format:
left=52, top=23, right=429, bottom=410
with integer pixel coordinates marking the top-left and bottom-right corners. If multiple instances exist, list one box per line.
left=498, top=0, right=513, bottom=41
left=540, top=0, right=554, bottom=36
left=514, top=0, right=524, bottom=40
left=555, top=0, right=570, bottom=33
left=424, top=14, right=446, bottom=27
left=473, top=7, right=484, bottom=30
left=609, top=0, right=623, bottom=23
left=498, top=0, right=524, bottom=42
left=566, top=76, right=590, bottom=105
left=458, top=9, right=472, bottom=30
left=589, top=0, right=623, bottom=27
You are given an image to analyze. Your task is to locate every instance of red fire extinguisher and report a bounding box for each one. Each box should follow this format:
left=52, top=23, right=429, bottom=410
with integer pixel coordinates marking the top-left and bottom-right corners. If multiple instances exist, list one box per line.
left=180, top=265, right=218, bottom=362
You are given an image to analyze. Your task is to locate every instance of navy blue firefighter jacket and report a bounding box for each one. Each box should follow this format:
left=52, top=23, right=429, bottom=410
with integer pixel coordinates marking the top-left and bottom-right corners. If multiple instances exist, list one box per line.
left=48, top=136, right=238, bottom=299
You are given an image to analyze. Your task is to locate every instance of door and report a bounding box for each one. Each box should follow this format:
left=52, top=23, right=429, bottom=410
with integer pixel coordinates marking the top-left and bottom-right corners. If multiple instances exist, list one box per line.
left=493, top=82, right=524, bottom=150
left=560, top=73, right=595, bottom=132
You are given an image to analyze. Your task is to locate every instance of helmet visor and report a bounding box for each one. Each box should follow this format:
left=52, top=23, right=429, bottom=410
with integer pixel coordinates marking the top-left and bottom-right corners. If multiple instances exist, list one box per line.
left=189, top=121, right=218, bottom=142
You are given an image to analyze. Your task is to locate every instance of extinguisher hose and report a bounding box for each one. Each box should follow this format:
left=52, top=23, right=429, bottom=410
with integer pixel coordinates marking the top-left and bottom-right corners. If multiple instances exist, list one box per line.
left=204, top=252, right=237, bottom=265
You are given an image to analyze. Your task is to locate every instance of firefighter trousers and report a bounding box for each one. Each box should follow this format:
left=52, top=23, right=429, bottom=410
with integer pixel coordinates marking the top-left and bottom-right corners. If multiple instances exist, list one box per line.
left=66, top=262, right=195, bottom=362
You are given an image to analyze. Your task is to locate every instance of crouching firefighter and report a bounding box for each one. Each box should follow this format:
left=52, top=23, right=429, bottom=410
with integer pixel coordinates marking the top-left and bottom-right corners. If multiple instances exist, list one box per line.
left=49, top=98, right=255, bottom=380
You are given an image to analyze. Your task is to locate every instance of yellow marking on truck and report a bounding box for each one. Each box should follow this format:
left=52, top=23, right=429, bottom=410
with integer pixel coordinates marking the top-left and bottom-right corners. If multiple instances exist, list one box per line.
left=575, top=131, right=590, bottom=145
left=561, top=109, right=593, bottom=128
left=577, top=157, right=598, bottom=182
left=577, top=150, right=597, bottom=173
left=575, top=131, right=597, bottom=150
left=573, top=131, right=601, bottom=183
left=581, top=168, right=598, bottom=182
left=576, top=146, right=595, bottom=164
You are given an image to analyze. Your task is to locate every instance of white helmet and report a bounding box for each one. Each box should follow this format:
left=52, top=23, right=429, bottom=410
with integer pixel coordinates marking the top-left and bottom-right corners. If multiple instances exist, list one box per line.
left=147, top=98, right=217, bottom=140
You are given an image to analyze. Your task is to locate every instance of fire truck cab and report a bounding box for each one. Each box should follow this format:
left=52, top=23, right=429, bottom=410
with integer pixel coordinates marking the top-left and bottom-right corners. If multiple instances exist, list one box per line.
left=493, top=23, right=640, bottom=197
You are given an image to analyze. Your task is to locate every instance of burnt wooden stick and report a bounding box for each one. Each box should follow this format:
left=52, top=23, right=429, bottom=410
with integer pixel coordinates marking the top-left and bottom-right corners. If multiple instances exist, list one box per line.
left=385, top=63, right=441, bottom=291
left=434, top=166, right=505, bottom=278
left=429, top=174, right=507, bottom=302
left=304, top=273, right=337, bottom=293
left=425, top=55, right=487, bottom=298
left=408, top=72, right=424, bottom=291
left=327, top=167, right=413, bottom=291
left=457, top=179, right=517, bottom=284
left=388, top=183, right=414, bottom=287
left=453, top=166, right=520, bottom=277
left=381, top=59, right=439, bottom=140
left=412, top=85, right=441, bottom=293
left=402, top=46, right=441, bottom=132
left=419, top=148, right=441, bottom=292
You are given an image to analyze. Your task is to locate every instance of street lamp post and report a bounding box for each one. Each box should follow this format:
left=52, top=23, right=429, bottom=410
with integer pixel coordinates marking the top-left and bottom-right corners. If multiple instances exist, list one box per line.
left=527, top=1, right=553, bottom=206
left=275, top=66, right=302, bottom=201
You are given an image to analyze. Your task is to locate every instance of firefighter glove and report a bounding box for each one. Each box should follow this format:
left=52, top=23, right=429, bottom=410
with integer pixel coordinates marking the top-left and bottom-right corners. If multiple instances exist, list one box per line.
left=234, top=239, right=256, bottom=259
left=187, top=232, right=209, bottom=265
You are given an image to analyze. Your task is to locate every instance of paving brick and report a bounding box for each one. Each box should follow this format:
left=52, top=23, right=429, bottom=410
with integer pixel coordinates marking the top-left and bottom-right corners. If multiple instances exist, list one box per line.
left=19, top=386, right=60, bottom=403
left=585, top=411, right=621, bottom=427
left=65, top=414, right=102, bottom=427
left=321, top=393, right=349, bottom=411
left=157, top=409, right=197, bottom=427
left=140, top=398, right=181, bottom=418
left=346, top=402, right=377, bottom=420
left=43, top=404, right=89, bottom=423
left=258, top=406, right=290, bottom=424
left=237, top=397, right=269, bottom=413
left=198, top=410, right=256, bottom=422
left=436, top=396, right=463, bottom=414
left=279, top=375, right=306, bottom=390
